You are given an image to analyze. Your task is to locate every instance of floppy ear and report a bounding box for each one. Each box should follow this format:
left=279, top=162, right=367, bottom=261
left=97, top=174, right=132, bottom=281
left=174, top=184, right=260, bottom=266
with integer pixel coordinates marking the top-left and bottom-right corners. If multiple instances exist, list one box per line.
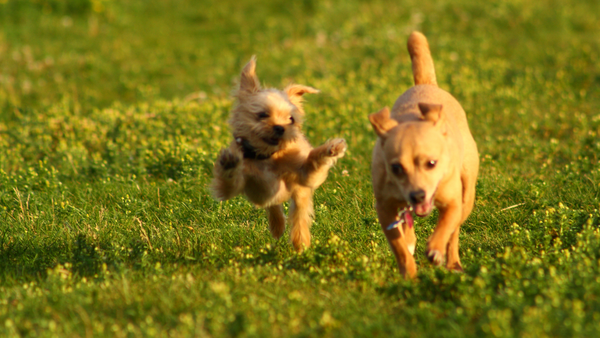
left=418, top=103, right=447, bottom=134
left=369, top=107, right=398, bottom=137
left=285, top=84, right=319, bottom=111
left=239, top=56, right=261, bottom=94
left=418, top=103, right=443, bottom=123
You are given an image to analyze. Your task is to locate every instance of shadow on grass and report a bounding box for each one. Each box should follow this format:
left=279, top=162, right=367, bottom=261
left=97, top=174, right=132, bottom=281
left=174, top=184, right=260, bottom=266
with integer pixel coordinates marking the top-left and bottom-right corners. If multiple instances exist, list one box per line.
left=0, top=232, right=154, bottom=282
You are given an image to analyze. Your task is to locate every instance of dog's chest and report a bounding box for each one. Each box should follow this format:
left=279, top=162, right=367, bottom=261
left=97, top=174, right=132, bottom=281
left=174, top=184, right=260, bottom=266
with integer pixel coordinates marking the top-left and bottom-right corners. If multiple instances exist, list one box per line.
left=243, top=161, right=293, bottom=206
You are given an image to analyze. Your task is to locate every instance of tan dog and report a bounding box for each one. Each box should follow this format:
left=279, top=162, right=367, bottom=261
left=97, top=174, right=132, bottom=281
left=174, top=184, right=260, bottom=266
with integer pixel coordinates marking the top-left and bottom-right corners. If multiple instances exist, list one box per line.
left=211, top=56, right=347, bottom=252
left=369, top=32, right=479, bottom=278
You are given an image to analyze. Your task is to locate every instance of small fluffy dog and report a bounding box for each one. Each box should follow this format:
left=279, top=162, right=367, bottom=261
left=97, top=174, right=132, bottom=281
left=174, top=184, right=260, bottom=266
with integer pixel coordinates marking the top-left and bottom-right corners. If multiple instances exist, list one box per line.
left=211, top=56, right=347, bottom=251
left=369, top=32, right=479, bottom=278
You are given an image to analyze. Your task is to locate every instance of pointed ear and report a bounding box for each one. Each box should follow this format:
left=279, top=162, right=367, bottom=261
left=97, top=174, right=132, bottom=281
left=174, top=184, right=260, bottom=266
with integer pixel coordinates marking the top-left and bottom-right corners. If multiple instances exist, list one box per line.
left=239, top=56, right=260, bottom=94
left=418, top=103, right=443, bottom=124
left=369, top=107, right=398, bottom=137
left=285, top=84, right=319, bottom=111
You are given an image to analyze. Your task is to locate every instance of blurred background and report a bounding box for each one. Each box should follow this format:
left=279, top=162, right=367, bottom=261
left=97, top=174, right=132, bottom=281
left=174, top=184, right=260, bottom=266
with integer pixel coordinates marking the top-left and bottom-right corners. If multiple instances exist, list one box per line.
left=1, top=0, right=598, bottom=111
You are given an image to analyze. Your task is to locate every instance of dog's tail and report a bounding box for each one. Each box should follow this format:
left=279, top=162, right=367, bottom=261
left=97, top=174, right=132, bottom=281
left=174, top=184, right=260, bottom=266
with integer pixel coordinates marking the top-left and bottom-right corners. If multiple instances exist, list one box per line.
left=407, top=31, right=437, bottom=86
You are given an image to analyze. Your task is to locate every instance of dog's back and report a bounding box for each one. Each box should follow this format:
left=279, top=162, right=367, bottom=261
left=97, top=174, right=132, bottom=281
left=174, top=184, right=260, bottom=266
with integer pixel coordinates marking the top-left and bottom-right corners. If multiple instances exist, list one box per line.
left=393, top=32, right=473, bottom=140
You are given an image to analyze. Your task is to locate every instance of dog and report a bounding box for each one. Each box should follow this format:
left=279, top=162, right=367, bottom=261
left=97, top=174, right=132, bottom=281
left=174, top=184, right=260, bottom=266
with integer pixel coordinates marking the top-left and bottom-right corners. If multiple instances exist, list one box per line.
left=368, top=32, right=479, bottom=278
left=211, top=56, right=347, bottom=252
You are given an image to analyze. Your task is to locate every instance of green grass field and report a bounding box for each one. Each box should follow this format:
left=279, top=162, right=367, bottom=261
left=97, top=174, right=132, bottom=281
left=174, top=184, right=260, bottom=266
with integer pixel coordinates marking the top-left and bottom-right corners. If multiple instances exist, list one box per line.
left=1, top=0, right=600, bottom=336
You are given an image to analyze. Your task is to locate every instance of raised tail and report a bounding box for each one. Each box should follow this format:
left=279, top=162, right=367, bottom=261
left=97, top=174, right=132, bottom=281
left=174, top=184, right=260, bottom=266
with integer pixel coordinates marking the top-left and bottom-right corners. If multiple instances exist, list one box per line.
left=407, top=31, right=437, bottom=86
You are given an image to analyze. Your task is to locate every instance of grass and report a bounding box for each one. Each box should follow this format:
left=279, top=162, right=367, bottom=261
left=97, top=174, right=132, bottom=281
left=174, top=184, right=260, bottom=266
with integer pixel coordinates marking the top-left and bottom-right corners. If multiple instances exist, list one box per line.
left=1, top=0, right=600, bottom=336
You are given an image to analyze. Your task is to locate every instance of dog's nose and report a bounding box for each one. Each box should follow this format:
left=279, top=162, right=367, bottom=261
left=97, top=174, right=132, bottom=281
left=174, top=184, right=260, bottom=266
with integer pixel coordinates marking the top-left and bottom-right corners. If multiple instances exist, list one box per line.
left=273, top=125, right=285, bottom=136
left=409, top=190, right=426, bottom=204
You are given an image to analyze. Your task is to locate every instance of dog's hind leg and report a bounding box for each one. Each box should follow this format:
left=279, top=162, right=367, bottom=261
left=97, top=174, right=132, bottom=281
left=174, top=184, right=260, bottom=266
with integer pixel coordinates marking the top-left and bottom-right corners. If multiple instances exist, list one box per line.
left=289, top=187, right=314, bottom=252
left=267, top=204, right=286, bottom=239
left=460, top=166, right=478, bottom=224
left=445, top=227, right=463, bottom=272
left=445, top=168, right=477, bottom=271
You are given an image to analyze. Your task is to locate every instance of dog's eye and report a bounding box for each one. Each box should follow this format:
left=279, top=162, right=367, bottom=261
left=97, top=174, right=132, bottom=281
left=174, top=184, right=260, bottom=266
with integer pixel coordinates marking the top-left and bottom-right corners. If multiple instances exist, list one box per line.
left=257, top=112, right=269, bottom=119
left=427, top=160, right=437, bottom=169
left=391, top=163, right=404, bottom=176
left=289, top=116, right=295, bottom=125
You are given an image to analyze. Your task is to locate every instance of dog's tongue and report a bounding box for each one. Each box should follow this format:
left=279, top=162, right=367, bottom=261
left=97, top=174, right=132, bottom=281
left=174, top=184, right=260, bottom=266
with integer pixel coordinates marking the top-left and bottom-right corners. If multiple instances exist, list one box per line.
left=403, top=210, right=414, bottom=228
left=386, top=208, right=414, bottom=230
left=414, top=202, right=431, bottom=217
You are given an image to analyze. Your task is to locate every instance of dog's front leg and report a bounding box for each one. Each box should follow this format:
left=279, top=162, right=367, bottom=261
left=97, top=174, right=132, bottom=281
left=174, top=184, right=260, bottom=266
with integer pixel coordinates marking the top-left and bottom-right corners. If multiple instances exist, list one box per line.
left=301, top=138, right=346, bottom=188
left=210, top=147, right=245, bottom=201
left=426, top=201, right=462, bottom=267
left=289, top=186, right=314, bottom=252
left=376, top=202, right=417, bottom=279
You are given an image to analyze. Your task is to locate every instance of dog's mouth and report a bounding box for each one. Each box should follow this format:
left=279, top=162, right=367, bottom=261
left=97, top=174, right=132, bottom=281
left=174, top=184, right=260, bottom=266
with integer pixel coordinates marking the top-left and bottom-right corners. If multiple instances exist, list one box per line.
left=262, top=136, right=281, bottom=146
left=386, top=192, right=435, bottom=231
left=410, top=187, right=437, bottom=217
left=412, top=200, right=433, bottom=217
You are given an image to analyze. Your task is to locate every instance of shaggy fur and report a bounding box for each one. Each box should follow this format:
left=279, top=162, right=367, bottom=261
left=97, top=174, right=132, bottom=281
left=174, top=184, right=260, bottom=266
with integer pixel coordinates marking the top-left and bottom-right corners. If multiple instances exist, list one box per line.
left=369, top=32, right=479, bottom=279
left=211, top=56, right=347, bottom=251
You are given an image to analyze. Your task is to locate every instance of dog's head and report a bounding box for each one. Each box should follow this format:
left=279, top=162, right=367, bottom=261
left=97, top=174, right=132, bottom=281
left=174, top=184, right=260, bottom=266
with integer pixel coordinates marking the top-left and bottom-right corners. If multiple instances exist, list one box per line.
left=229, top=56, right=318, bottom=156
left=369, top=103, right=450, bottom=217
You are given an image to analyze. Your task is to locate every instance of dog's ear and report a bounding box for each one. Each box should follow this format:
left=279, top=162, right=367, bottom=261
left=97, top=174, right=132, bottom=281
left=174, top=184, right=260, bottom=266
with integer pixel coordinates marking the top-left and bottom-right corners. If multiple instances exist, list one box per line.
left=369, top=107, right=398, bottom=137
left=418, top=103, right=447, bottom=134
left=418, top=103, right=443, bottom=123
left=285, top=84, right=319, bottom=111
left=239, top=56, right=261, bottom=94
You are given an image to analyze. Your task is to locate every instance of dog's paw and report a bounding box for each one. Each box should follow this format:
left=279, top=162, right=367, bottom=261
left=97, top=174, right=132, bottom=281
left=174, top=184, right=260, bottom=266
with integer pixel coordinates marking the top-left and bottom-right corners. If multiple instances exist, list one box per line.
left=399, top=258, right=418, bottom=280
left=325, top=138, right=347, bottom=158
left=426, top=249, right=444, bottom=266
left=447, top=261, right=464, bottom=273
left=217, top=148, right=241, bottom=171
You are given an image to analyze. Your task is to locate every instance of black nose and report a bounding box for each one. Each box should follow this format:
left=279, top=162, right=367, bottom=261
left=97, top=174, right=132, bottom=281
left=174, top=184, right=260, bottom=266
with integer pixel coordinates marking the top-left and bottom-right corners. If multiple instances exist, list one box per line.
left=273, top=125, right=285, bottom=136
left=409, top=190, right=426, bottom=204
